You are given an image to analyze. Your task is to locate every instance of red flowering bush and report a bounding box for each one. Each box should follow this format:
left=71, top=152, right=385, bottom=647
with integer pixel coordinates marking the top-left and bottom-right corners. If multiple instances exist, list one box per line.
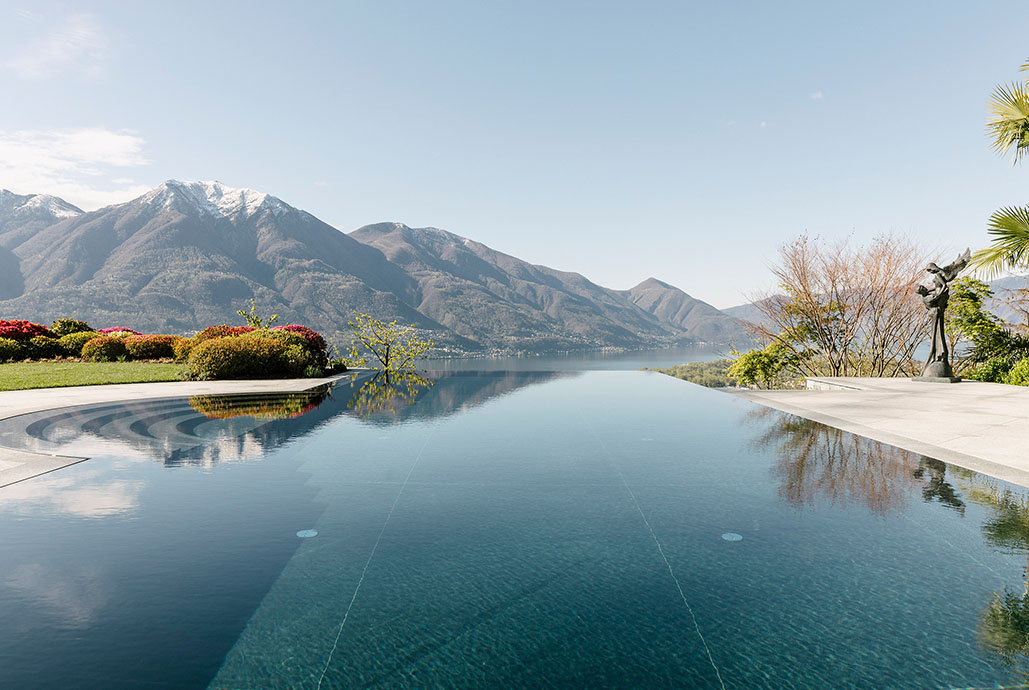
left=125, top=335, right=181, bottom=360
left=273, top=324, right=327, bottom=355
left=0, top=319, right=53, bottom=341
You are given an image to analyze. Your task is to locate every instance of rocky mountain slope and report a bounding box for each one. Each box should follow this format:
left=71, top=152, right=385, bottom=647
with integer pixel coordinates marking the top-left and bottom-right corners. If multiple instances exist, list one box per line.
left=0, top=181, right=748, bottom=351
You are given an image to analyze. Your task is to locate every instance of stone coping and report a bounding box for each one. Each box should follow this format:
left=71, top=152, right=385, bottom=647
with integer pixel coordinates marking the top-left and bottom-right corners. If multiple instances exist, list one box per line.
left=0, top=371, right=369, bottom=488
left=728, top=377, right=1029, bottom=488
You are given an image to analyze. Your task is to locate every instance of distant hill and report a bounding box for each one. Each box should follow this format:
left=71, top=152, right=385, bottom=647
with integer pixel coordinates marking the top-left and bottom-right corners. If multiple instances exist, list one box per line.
left=987, top=275, right=1029, bottom=326
left=722, top=301, right=765, bottom=325
left=0, top=180, right=748, bottom=352
left=622, top=277, right=752, bottom=345
left=352, top=223, right=688, bottom=350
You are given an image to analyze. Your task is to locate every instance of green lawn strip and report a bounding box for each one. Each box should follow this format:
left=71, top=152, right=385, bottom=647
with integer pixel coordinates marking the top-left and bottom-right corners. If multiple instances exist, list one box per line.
left=0, top=361, right=185, bottom=391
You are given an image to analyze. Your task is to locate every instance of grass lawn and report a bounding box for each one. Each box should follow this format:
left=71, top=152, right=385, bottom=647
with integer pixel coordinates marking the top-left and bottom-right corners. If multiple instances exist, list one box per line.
left=0, top=361, right=185, bottom=391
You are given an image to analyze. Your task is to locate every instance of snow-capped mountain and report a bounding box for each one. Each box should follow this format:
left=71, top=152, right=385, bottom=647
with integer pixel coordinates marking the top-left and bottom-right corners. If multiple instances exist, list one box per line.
left=137, top=180, right=291, bottom=220
left=0, top=190, right=84, bottom=300
left=0, top=180, right=747, bottom=350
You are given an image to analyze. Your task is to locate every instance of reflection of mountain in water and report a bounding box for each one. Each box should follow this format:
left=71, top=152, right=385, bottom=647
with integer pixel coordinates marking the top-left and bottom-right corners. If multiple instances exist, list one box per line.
left=0, top=371, right=568, bottom=466
left=746, top=407, right=964, bottom=516
left=342, top=370, right=572, bottom=425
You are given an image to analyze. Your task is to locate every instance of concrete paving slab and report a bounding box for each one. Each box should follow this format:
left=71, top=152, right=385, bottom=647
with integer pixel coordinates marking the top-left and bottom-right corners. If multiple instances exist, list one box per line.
left=729, top=377, right=1029, bottom=487
left=0, top=371, right=367, bottom=488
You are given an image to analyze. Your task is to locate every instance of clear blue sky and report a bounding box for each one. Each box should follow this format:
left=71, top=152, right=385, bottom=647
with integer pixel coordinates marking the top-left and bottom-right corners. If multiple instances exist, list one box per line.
left=1, top=1, right=1026, bottom=307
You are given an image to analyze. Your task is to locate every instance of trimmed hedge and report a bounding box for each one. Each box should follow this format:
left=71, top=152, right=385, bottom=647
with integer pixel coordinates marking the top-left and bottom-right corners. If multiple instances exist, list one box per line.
left=50, top=318, right=93, bottom=336
left=26, top=335, right=63, bottom=359
left=195, top=325, right=255, bottom=342
left=0, top=337, right=23, bottom=362
left=125, top=334, right=181, bottom=360
left=59, top=331, right=101, bottom=356
left=173, top=337, right=198, bottom=362
left=81, top=335, right=128, bottom=362
left=187, top=336, right=293, bottom=380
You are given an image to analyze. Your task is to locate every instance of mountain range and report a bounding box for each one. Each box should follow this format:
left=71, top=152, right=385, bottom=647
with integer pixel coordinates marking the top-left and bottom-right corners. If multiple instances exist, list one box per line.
left=0, top=181, right=750, bottom=352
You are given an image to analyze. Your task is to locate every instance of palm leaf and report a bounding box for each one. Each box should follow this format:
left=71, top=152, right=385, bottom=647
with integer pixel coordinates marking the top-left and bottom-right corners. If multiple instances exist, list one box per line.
left=971, top=206, right=1029, bottom=278
left=987, top=81, right=1029, bottom=163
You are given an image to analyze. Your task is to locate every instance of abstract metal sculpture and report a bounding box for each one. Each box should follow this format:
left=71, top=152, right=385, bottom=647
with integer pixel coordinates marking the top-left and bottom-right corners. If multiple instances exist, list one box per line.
left=913, top=249, right=971, bottom=382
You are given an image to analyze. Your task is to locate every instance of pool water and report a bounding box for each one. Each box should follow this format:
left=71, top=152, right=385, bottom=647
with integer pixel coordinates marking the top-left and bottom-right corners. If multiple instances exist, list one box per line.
left=1, top=371, right=1028, bottom=689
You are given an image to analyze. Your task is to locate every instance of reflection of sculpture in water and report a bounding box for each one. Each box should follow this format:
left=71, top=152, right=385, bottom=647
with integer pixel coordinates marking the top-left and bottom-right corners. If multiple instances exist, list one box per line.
left=346, top=371, right=434, bottom=418
left=912, top=457, right=966, bottom=513
left=915, top=249, right=970, bottom=379
left=747, top=407, right=963, bottom=516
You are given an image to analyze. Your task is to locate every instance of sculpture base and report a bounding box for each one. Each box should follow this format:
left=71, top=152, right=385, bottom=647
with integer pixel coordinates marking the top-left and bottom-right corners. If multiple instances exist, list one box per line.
left=919, top=360, right=956, bottom=379
left=912, top=376, right=962, bottom=383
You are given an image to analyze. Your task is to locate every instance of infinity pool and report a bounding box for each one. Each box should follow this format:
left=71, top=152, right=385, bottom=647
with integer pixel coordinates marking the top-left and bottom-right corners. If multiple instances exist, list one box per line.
left=1, top=371, right=1028, bottom=689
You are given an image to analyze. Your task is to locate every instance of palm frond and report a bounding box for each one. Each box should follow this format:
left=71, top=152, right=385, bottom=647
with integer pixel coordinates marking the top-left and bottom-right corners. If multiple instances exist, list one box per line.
left=970, top=206, right=1029, bottom=278
left=987, top=82, right=1029, bottom=163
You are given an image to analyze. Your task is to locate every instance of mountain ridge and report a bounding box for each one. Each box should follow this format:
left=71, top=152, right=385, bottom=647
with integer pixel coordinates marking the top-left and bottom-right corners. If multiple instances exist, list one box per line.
left=0, top=181, right=749, bottom=352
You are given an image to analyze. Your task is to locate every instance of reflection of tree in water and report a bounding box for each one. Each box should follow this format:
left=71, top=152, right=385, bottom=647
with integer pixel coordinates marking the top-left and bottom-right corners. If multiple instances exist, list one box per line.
left=966, top=477, right=1029, bottom=674
left=747, top=407, right=963, bottom=516
left=345, top=371, right=434, bottom=418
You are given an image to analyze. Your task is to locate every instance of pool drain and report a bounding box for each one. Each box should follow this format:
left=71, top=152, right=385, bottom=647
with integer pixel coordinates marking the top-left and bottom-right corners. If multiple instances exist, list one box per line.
left=721, top=532, right=743, bottom=542
left=296, top=529, right=319, bottom=538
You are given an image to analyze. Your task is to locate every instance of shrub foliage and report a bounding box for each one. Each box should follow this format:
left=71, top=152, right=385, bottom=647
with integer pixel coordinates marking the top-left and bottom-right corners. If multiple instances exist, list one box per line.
left=187, top=337, right=294, bottom=380
left=50, top=318, right=93, bottom=336
left=58, top=331, right=101, bottom=356
left=125, top=335, right=180, bottom=360
left=81, top=336, right=128, bottom=362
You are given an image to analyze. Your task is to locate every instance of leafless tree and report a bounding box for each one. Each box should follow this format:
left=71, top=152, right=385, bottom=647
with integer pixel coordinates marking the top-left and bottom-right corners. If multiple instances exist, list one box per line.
left=748, top=234, right=934, bottom=377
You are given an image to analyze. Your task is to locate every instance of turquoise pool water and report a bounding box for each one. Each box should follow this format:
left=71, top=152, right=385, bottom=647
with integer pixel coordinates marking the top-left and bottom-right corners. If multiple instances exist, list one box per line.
left=1, top=371, right=1028, bottom=689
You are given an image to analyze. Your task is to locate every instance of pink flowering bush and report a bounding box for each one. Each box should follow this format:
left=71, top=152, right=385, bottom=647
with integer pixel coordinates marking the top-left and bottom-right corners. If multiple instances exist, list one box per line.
left=0, top=319, right=53, bottom=341
left=272, top=324, right=327, bottom=356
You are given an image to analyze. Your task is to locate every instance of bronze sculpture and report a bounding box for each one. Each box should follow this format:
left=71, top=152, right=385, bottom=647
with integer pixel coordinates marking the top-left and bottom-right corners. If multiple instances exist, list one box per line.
left=914, top=249, right=970, bottom=381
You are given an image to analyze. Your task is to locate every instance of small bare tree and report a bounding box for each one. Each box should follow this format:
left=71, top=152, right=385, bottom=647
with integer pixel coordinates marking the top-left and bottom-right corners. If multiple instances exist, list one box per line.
left=748, top=234, right=933, bottom=378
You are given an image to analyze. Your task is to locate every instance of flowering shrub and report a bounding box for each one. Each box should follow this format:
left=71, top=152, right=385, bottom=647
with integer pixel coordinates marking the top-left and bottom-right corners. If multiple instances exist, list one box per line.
left=58, top=331, right=101, bottom=356
left=0, top=337, right=23, bottom=362
left=195, top=325, right=256, bottom=342
left=0, top=320, right=53, bottom=341
left=50, top=319, right=93, bottom=336
left=187, top=336, right=292, bottom=380
left=273, top=325, right=327, bottom=356
left=125, top=335, right=181, bottom=360
left=81, top=336, right=128, bottom=362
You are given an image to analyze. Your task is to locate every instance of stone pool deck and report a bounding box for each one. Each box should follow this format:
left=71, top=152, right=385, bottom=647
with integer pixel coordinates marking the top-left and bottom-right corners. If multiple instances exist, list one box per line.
left=0, top=372, right=364, bottom=488
left=729, top=377, right=1029, bottom=488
